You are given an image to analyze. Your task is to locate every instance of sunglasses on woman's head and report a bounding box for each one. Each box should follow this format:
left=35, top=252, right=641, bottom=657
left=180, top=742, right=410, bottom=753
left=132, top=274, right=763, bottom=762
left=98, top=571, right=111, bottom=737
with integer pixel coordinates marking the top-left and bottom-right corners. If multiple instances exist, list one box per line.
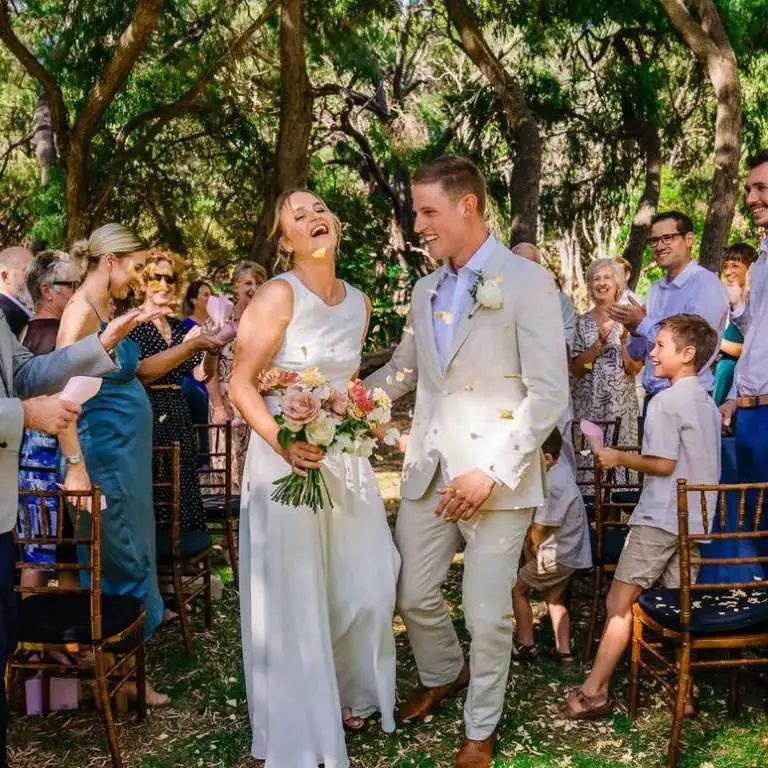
left=150, top=274, right=177, bottom=285
left=52, top=280, right=80, bottom=290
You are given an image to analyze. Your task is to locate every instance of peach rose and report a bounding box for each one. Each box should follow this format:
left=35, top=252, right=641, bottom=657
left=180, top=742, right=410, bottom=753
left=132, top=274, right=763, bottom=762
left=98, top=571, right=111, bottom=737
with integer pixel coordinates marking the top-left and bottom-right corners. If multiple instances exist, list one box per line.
left=279, top=388, right=321, bottom=430
left=327, top=388, right=350, bottom=417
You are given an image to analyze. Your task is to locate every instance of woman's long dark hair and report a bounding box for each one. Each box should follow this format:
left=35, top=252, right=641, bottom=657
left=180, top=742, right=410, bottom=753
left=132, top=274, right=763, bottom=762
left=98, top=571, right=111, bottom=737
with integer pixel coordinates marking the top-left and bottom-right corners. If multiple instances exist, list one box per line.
left=183, top=279, right=212, bottom=317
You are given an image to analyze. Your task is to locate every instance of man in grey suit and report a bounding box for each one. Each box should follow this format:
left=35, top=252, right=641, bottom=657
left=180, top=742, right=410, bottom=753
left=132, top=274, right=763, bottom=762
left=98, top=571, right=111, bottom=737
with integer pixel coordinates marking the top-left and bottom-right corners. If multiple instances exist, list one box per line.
left=0, top=306, right=159, bottom=767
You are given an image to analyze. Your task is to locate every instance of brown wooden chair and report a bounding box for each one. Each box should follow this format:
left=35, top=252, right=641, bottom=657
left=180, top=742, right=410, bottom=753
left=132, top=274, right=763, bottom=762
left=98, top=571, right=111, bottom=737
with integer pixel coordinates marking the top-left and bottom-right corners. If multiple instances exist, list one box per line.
left=572, top=417, right=623, bottom=518
left=154, top=442, right=213, bottom=658
left=196, top=421, right=240, bottom=584
left=7, top=486, right=146, bottom=768
left=628, top=479, right=768, bottom=768
left=581, top=447, right=642, bottom=663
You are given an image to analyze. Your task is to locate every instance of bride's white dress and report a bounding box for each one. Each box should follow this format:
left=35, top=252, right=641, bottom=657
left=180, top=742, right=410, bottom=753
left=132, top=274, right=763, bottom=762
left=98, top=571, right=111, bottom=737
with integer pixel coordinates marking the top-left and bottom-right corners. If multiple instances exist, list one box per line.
left=239, top=272, right=400, bottom=767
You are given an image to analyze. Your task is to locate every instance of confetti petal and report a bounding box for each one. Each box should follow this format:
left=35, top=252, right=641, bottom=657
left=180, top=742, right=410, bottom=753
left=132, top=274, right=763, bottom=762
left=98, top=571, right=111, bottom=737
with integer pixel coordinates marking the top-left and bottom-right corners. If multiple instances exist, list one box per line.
left=433, top=310, right=453, bottom=325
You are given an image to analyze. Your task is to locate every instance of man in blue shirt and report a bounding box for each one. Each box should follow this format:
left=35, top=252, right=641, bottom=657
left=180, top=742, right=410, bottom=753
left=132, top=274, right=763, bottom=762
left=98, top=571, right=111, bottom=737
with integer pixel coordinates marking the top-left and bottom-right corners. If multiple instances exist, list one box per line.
left=721, top=151, right=768, bottom=492
left=607, top=211, right=728, bottom=415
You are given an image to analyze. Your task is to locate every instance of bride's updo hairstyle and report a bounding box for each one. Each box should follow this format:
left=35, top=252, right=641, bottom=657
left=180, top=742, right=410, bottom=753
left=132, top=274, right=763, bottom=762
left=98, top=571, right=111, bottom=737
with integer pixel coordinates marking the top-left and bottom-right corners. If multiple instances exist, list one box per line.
left=71, top=223, right=143, bottom=275
left=270, top=189, right=342, bottom=272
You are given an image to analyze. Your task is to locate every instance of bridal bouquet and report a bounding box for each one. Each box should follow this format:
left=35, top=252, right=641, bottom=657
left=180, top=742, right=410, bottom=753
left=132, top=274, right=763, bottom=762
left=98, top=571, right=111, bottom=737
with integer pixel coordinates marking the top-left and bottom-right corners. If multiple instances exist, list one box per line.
left=259, top=366, right=399, bottom=512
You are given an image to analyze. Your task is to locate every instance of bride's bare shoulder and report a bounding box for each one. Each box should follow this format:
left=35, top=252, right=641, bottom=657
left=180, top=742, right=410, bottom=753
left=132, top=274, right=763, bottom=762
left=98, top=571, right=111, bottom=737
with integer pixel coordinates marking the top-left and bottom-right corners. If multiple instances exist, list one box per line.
left=240, top=277, right=294, bottom=327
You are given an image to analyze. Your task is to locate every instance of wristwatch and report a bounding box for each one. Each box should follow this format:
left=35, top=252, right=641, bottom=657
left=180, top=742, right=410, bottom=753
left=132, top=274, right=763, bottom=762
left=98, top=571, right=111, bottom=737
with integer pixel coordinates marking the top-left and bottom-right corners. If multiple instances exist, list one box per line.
left=64, top=453, right=83, bottom=467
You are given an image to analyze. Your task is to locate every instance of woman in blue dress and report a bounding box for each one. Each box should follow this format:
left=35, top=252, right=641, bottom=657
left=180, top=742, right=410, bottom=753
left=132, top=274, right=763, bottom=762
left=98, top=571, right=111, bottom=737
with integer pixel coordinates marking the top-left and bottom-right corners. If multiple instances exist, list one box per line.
left=57, top=224, right=170, bottom=705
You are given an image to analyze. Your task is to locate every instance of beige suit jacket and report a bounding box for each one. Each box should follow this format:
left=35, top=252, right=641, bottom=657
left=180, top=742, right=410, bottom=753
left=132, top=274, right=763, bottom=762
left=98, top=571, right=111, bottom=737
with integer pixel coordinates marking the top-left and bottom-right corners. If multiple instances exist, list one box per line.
left=365, top=242, right=569, bottom=510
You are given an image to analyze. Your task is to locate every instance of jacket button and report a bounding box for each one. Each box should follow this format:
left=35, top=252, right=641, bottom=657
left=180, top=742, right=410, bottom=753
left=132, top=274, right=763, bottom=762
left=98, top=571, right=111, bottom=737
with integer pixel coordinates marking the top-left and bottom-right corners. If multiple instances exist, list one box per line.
left=0, top=442, right=7, bottom=449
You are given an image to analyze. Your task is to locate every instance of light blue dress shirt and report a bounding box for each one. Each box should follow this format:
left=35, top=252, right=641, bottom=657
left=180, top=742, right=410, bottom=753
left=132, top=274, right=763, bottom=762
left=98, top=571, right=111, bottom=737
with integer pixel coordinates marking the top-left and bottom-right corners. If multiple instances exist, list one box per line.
left=627, top=260, right=729, bottom=395
left=431, top=234, right=498, bottom=370
left=731, top=237, right=768, bottom=398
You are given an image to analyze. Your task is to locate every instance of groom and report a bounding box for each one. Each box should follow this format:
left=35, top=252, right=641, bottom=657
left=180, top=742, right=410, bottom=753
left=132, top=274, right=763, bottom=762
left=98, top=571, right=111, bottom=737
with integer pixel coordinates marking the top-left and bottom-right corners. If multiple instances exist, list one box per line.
left=366, top=156, right=568, bottom=767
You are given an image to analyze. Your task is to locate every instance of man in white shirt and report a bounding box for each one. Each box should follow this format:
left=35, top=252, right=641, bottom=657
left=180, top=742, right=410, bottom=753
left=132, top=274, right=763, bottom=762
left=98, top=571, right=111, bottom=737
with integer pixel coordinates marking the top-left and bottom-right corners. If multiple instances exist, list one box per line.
left=0, top=246, right=33, bottom=338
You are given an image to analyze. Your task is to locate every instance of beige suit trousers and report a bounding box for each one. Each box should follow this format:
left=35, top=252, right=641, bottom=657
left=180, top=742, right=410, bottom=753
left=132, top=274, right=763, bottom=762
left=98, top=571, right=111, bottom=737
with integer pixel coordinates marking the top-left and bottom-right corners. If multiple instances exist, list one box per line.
left=395, top=472, right=533, bottom=739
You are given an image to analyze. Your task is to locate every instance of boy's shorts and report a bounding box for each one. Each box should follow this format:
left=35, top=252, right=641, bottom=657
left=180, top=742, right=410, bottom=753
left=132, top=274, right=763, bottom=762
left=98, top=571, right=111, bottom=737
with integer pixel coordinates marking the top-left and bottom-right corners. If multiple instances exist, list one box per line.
left=614, top=525, right=698, bottom=590
left=518, top=557, right=575, bottom=594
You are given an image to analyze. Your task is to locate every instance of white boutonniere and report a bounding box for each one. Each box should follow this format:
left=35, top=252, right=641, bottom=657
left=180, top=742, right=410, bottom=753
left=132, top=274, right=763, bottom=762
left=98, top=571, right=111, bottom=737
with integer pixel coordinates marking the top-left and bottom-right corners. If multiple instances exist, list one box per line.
left=469, top=271, right=503, bottom=317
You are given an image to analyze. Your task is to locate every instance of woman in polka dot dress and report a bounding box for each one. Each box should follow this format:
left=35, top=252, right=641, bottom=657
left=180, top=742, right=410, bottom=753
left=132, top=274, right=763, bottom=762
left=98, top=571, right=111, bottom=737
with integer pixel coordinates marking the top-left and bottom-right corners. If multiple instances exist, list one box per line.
left=130, top=251, right=223, bottom=531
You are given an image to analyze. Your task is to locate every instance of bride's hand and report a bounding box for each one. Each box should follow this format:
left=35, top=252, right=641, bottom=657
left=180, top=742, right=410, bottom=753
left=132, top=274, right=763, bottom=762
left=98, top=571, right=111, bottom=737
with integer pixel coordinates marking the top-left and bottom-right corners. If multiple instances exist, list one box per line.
left=274, top=439, right=325, bottom=477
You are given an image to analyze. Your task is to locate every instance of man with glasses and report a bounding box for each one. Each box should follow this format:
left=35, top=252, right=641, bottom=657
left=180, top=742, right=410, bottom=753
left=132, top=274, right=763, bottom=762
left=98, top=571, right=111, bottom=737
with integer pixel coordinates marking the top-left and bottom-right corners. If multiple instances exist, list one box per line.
left=607, top=211, right=728, bottom=417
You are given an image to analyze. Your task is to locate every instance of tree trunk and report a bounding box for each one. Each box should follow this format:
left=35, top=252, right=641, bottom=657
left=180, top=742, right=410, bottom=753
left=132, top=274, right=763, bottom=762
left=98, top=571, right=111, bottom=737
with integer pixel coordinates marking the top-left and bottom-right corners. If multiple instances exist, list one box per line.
left=65, top=139, right=91, bottom=243
left=251, top=0, right=313, bottom=268
left=444, top=0, right=541, bottom=245
left=33, top=92, right=55, bottom=185
left=622, top=123, right=662, bottom=289
left=659, top=0, right=742, bottom=273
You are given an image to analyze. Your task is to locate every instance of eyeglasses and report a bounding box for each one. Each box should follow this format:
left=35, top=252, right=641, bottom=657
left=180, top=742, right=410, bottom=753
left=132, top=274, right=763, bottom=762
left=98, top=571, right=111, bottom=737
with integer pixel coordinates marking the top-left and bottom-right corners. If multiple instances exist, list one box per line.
left=52, top=280, right=79, bottom=290
left=648, top=233, right=685, bottom=249
left=149, top=274, right=177, bottom=285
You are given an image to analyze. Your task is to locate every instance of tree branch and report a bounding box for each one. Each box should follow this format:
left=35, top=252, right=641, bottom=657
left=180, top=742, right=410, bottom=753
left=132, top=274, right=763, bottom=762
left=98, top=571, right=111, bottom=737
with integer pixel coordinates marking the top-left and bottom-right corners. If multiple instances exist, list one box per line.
left=0, top=0, right=70, bottom=149
left=657, top=0, right=720, bottom=59
left=73, top=0, right=165, bottom=143
left=114, top=0, right=281, bottom=152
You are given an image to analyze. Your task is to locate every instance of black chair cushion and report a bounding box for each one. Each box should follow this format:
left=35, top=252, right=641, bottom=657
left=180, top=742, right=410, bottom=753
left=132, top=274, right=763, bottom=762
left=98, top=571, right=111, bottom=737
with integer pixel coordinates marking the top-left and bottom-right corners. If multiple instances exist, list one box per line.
left=589, top=524, right=629, bottom=565
left=611, top=490, right=641, bottom=506
left=639, top=587, right=768, bottom=635
left=156, top=529, right=212, bottom=562
left=202, top=494, right=241, bottom=519
left=19, top=593, right=142, bottom=644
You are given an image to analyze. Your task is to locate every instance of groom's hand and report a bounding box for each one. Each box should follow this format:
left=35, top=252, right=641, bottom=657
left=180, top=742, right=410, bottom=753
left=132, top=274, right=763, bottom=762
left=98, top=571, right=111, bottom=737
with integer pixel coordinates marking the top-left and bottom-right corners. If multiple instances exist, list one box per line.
left=435, top=470, right=495, bottom=522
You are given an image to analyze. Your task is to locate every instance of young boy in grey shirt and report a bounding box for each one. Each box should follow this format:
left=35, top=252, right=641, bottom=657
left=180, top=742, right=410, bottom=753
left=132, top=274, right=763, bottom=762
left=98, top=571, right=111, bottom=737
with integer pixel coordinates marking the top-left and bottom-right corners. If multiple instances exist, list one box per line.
left=555, top=313, right=721, bottom=718
left=512, top=427, right=591, bottom=667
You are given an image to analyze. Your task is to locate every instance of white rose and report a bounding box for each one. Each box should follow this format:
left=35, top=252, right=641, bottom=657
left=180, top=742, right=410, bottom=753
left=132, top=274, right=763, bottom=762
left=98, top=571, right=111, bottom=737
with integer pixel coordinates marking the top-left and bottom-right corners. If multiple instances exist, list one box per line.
left=305, top=412, right=337, bottom=447
left=312, top=384, right=331, bottom=400
left=476, top=279, right=503, bottom=309
left=366, top=406, right=391, bottom=425
left=383, top=428, right=401, bottom=447
left=335, top=433, right=355, bottom=453
left=355, top=436, right=376, bottom=458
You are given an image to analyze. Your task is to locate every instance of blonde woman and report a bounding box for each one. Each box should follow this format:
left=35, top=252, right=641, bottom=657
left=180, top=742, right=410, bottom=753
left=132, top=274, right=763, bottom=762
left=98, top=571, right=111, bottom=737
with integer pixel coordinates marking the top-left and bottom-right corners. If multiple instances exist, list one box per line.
left=130, top=251, right=222, bottom=531
left=570, top=258, right=641, bottom=451
left=230, top=190, right=398, bottom=766
left=56, top=224, right=172, bottom=705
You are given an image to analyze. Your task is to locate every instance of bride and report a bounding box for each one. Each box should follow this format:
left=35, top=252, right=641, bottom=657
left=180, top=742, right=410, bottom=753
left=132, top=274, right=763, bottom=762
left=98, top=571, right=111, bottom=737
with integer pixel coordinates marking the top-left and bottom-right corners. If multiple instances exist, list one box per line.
left=229, top=189, right=399, bottom=767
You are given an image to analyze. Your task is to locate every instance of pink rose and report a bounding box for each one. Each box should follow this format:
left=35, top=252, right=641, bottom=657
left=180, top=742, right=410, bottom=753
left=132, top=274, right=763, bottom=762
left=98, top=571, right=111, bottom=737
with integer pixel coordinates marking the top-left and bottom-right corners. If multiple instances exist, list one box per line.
left=327, top=388, right=350, bottom=417
left=279, top=387, right=321, bottom=428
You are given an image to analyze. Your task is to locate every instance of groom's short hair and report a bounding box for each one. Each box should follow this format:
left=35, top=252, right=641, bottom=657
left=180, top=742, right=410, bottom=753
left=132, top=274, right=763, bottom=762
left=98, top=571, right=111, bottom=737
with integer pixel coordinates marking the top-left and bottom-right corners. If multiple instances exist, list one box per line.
left=413, top=155, right=487, bottom=216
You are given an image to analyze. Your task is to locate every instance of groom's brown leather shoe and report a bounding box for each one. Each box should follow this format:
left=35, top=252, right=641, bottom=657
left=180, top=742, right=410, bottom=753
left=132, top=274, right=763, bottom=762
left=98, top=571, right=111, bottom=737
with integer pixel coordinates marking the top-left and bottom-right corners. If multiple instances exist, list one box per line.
left=399, top=661, right=470, bottom=724
left=455, top=733, right=497, bottom=768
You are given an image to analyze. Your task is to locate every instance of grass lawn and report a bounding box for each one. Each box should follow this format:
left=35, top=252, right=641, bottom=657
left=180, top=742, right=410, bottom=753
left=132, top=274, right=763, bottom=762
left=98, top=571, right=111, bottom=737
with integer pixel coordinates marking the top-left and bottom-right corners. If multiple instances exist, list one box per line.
left=9, top=431, right=768, bottom=767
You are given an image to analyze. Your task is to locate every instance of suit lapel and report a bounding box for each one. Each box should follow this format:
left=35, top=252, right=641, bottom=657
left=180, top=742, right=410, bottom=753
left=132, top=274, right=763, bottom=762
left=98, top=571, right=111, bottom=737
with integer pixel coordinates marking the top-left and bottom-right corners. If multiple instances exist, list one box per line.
left=443, top=246, right=508, bottom=372
left=420, top=269, right=443, bottom=378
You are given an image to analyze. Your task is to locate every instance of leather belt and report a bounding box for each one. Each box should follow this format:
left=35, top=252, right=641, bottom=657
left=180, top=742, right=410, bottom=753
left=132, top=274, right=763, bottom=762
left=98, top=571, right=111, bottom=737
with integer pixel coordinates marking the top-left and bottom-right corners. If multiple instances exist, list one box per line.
left=736, top=395, right=768, bottom=409
left=148, top=384, right=181, bottom=391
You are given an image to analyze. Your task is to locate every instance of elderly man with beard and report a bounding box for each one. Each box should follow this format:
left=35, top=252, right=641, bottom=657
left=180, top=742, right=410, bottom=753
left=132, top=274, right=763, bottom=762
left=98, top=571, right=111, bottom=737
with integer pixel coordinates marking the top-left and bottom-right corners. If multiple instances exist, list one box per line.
left=0, top=247, right=33, bottom=338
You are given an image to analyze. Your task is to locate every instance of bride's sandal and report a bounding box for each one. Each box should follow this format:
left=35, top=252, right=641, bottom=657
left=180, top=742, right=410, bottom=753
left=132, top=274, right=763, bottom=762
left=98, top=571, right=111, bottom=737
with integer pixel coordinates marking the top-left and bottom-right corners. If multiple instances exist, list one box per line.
left=342, top=707, right=369, bottom=732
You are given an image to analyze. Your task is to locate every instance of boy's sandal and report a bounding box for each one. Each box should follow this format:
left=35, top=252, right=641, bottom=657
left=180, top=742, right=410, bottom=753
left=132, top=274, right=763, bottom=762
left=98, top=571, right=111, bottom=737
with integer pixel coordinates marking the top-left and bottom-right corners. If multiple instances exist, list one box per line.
left=555, top=650, right=576, bottom=669
left=511, top=640, right=540, bottom=662
left=553, top=688, right=613, bottom=719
